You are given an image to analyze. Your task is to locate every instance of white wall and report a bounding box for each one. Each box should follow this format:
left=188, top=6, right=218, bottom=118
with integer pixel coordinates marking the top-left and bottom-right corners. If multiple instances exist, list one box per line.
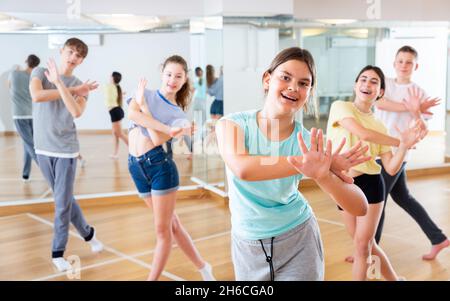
left=375, top=27, right=448, bottom=131
left=223, top=25, right=279, bottom=115
left=0, top=32, right=192, bottom=131
left=205, top=29, right=223, bottom=73
left=0, top=0, right=206, bottom=16
left=294, top=0, right=450, bottom=21
left=303, top=35, right=375, bottom=98
left=447, top=36, right=450, bottom=110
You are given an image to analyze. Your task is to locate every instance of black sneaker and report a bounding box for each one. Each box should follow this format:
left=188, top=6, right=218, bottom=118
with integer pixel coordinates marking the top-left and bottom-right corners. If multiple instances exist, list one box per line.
left=22, top=175, right=30, bottom=182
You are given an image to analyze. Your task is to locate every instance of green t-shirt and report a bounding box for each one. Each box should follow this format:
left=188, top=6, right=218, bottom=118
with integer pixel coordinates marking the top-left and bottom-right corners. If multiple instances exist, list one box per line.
left=222, top=110, right=312, bottom=240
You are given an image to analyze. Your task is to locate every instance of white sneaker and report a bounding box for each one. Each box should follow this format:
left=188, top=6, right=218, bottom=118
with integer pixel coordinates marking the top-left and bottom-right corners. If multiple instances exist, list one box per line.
left=88, top=230, right=104, bottom=253
left=79, top=158, right=87, bottom=168
left=199, top=262, right=216, bottom=281
left=52, top=257, right=72, bottom=272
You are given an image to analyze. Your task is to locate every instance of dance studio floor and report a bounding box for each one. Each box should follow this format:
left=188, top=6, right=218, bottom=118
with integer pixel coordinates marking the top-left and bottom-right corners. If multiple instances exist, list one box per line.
left=0, top=133, right=449, bottom=280
left=0, top=171, right=449, bottom=280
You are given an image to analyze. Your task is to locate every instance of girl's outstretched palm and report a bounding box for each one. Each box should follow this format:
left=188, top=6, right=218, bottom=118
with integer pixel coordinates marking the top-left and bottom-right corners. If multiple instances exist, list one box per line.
left=287, top=128, right=331, bottom=181
left=330, top=139, right=371, bottom=183
left=397, top=120, right=421, bottom=149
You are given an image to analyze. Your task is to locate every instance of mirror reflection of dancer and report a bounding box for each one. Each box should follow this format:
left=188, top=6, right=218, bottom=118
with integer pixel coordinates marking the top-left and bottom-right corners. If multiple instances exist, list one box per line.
left=104, top=71, right=128, bottom=159
left=7, top=54, right=40, bottom=181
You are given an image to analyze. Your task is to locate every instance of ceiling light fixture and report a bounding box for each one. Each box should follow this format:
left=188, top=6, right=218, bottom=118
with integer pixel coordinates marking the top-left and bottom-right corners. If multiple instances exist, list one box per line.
left=315, top=19, right=357, bottom=26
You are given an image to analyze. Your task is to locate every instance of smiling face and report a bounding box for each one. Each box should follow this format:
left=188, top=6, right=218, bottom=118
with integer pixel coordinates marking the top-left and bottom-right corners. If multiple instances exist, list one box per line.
left=59, top=46, right=84, bottom=71
left=161, top=62, right=187, bottom=95
left=394, top=51, right=418, bottom=80
left=263, top=59, right=312, bottom=116
left=354, top=69, right=383, bottom=104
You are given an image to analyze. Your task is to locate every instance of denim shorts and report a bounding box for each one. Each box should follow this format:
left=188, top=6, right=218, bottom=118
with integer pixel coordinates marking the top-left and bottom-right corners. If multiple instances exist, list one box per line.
left=210, top=99, right=223, bottom=115
left=128, top=146, right=179, bottom=198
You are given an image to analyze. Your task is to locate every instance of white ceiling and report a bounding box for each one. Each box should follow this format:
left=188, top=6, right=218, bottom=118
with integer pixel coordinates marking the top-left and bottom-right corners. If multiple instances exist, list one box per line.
left=1, top=0, right=448, bottom=33
left=0, top=0, right=207, bottom=32
left=0, top=0, right=295, bottom=32
left=6, top=12, right=104, bottom=29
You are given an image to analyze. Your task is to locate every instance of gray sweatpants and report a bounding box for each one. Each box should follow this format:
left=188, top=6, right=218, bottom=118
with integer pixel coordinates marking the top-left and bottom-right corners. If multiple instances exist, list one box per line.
left=14, top=119, right=37, bottom=177
left=231, top=215, right=324, bottom=281
left=36, top=155, right=91, bottom=257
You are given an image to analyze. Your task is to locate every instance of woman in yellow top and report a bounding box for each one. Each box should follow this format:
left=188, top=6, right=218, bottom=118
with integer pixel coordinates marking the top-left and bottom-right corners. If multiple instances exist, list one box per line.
left=326, top=65, right=423, bottom=281
left=105, top=71, right=128, bottom=159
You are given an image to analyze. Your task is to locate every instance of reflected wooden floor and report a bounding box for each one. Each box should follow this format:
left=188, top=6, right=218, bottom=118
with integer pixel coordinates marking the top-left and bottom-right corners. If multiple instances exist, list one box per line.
left=0, top=134, right=225, bottom=203
left=0, top=132, right=446, bottom=203
left=0, top=172, right=449, bottom=281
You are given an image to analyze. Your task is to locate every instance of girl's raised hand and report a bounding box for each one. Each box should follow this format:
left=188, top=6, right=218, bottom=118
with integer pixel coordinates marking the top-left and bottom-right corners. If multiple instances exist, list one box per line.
left=287, top=128, right=332, bottom=181
left=330, top=139, right=371, bottom=184
left=136, top=78, right=147, bottom=106
left=397, top=120, right=421, bottom=149
left=169, top=127, right=183, bottom=138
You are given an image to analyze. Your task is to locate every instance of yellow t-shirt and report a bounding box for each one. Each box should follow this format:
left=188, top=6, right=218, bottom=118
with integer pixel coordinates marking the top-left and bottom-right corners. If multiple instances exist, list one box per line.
left=326, top=100, right=391, bottom=175
left=104, top=83, right=119, bottom=108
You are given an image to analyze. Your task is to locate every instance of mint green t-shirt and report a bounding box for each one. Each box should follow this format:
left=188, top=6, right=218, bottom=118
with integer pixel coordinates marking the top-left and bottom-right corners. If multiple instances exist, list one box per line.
left=222, top=110, right=312, bottom=240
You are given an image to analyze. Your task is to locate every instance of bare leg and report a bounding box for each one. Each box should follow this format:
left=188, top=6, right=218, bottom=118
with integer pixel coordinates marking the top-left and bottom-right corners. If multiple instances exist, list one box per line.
left=370, top=241, right=400, bottom=280
left=171, top=213, right=206, bottom=269
left=341, top=211, right=356, bottom=263
left=343, top=203, right=400, bottom=280
left=143, top=197, right=206, bottom=269
left=111, top=122, right=128, bottom=157
left=118, top=129, right=128, bottom=146
left=146, top=192, right=177, bottom=281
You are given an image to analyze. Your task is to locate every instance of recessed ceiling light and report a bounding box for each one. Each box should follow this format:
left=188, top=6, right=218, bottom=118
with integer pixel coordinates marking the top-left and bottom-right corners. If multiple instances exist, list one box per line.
left=0, top=16, right=32, bottom=31
left=88, top=14, right=160, bottom=32
left=315, top=19, right=357, bottom=25
left=301, top=28, right=328, bottom=37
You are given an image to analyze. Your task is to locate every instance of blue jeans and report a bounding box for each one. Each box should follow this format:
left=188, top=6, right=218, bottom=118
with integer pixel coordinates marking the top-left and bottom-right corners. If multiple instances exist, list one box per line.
left=14, top=119, right=37, bottom=177
left=128, top=146, right=179, bottom=198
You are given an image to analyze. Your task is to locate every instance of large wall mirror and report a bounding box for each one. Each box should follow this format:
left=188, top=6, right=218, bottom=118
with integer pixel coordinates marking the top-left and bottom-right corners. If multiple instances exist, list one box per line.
left=0, top=1, right=449, bottom=206
left=0, top=3, right=225, bottom=204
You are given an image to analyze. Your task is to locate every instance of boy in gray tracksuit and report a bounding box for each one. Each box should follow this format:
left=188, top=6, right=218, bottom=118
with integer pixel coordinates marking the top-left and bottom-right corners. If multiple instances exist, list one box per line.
left=8, top=54, right=40, bottom=181
left=30, top=38, right=103, bottom=272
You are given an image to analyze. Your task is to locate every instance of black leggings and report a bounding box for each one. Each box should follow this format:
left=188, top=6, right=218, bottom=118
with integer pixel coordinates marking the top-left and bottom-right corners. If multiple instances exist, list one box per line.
left=374, top=160, right=447, bottom=245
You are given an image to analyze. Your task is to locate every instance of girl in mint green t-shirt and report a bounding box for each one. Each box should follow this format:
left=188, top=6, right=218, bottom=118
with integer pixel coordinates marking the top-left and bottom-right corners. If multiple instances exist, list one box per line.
left=216, top=47, right=370, bottom=281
